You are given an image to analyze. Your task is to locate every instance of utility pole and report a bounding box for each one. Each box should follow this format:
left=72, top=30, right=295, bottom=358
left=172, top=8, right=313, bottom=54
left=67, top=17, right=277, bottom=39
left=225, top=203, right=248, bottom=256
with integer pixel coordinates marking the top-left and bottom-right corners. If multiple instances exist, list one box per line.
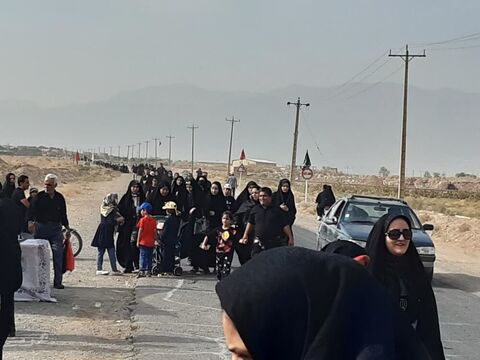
left=389, top=45, right=426, bottom=199
left=226, top=116, right=240, bottom=176
left=144, top=140, right=150, bottom=163
left=187, top=124, right=199, bottom=174
left=152, top=138, right=160, bottom=166
left=137, top=142, right=141, bottom=161
left=109, top=146, right=113, bottom=159
left=117, top=145, right=121, bottom=159
left=287, top=97, right=310, bottom=182
left=166, top=135, right=175, bottom=166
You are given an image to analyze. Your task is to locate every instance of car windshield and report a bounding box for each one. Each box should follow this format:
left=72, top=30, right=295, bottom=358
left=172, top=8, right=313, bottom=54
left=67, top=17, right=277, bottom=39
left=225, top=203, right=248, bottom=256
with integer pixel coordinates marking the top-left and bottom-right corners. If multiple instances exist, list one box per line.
left=341, top=201, right=422, bottom=229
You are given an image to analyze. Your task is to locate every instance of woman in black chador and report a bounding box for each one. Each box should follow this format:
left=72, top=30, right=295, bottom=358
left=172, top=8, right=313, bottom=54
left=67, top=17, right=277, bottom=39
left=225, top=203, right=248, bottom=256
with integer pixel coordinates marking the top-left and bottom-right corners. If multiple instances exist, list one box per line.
left=231, top=180, right=259, bottom=213
left=233, top=184, right=259, bottom=265
left=147, top=181, right=174, bottom=216
left=116, top=180, right=145, bottom=273
left=366, top=214, right=445, bottom=360
left=272, top=178, right=297, bottom=227
left=1, top=173, right=16, bottom=198
left=201, top=181, right=227, bottom=270
left=171, top=176, right=187, bottom=212
left=216, top=247, right=431, bottom=360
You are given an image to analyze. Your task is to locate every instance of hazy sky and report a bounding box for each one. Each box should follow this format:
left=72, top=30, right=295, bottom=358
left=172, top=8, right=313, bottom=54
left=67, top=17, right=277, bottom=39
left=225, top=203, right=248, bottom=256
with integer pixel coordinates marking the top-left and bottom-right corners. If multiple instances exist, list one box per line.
left=1, top=1, right=480, bottom=107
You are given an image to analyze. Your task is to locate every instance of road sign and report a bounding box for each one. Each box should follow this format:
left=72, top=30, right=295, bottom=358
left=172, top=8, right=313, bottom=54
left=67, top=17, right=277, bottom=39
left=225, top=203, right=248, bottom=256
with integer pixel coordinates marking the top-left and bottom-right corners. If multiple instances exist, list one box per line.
left=301, top=167, right=313, bottom=180
left=238, top=164, right=246, bottom=173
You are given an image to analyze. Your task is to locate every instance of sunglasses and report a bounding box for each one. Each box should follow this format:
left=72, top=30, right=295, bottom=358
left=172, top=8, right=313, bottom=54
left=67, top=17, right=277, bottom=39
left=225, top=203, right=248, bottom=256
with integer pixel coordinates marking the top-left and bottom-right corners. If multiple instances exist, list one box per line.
left=386, top=229, right=412, bottom=240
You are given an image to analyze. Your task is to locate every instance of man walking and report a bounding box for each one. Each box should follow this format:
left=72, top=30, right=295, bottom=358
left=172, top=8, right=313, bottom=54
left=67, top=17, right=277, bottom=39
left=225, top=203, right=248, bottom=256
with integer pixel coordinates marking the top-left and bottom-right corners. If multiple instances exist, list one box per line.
left=11, top=175, right=30, bottom=234
left=226, top=173, right=237, bottom=197
left=28, top=174, right=70, bottom=289
left=240, top=187, right=294, bottom=256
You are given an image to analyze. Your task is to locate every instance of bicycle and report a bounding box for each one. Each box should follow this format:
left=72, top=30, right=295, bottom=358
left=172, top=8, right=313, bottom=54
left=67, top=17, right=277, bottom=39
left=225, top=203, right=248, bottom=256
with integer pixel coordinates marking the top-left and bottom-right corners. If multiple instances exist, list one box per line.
left=63, top=227, right=83, bottom=257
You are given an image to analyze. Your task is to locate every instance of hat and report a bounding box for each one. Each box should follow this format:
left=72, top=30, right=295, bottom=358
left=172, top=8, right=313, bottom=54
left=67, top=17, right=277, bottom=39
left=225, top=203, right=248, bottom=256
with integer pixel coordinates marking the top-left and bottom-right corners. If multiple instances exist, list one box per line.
left=223, top=183, right=232, bottom=189
left=29, top=187, right=39, bottom=194
left=162, top=201, right=180, bottom=215
left=139, top=202, right=153, bottom=213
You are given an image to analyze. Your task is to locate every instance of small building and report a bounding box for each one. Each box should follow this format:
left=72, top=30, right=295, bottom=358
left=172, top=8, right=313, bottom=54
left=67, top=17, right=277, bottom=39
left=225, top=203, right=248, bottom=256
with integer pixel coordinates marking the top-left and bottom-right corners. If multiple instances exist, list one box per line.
left=231, top=158, right=277, bottom=174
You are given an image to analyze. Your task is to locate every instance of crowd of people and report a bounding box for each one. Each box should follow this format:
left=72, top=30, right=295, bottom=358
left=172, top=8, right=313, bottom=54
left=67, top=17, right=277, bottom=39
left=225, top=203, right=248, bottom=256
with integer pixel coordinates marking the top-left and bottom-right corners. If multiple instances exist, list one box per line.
left=0, top=165, right=445, bottom=359
left=91, top=165, right=298, bottom=281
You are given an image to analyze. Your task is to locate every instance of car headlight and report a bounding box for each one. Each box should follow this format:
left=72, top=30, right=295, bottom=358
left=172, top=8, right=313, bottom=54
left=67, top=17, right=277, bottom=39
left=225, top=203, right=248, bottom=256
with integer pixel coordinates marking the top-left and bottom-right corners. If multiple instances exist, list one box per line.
left=416, top=246, right=435, bottom=255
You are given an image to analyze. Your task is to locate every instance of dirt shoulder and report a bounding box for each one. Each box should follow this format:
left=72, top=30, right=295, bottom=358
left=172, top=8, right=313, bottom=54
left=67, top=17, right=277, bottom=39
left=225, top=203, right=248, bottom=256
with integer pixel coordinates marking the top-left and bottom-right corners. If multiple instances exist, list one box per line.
left=5, top=173, right=137, bottom=360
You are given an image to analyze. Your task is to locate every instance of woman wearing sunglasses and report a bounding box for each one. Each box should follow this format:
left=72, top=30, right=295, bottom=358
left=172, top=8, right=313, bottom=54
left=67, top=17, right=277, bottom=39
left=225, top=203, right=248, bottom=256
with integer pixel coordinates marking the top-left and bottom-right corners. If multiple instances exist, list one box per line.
left=366, top=214, right=445, bottom=360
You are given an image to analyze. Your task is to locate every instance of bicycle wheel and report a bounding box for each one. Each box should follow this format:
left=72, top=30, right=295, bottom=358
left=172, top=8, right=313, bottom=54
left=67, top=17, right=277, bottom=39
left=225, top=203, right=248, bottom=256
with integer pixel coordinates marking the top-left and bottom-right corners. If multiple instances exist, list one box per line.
left=68, top=229, right=83, bottom=257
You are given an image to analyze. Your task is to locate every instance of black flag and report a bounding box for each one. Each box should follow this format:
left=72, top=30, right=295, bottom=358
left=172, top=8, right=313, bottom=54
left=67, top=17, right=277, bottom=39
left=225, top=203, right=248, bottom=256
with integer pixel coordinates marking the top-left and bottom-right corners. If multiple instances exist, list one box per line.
left=303, top=150, right=311, bottom=168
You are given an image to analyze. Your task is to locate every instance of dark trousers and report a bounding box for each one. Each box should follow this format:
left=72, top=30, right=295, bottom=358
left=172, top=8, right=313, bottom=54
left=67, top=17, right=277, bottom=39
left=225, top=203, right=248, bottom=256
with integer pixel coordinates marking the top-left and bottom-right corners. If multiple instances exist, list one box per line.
left=36, top=223, right=64, bottom=287
left=97, top=247, right=118, bottom=272
left=216, top=251, right=233, bottom=280
left=161, top=244, right=176, bottom=273
left=0, top=292, right=15, bottom=358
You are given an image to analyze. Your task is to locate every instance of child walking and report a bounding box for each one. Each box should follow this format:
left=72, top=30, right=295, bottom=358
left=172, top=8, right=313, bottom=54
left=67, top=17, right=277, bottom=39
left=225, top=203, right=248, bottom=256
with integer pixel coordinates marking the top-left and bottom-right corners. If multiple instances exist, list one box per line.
left=200, top=211, right=237, bottom=280
left=91, top=193, right=124, bottom=275
left=159, top=201, right=181, bottom=276
left=136, top=202, right=157, bottom=277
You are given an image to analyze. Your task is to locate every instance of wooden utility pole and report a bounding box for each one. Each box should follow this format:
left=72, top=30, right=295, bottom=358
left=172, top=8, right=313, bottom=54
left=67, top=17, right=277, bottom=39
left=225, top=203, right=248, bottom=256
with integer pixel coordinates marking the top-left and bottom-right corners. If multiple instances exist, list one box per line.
left=226, top=116, right=240, bottom=176
left=137, top=142, right=141, bottom=160
left=144, top=140, right=150, bottom=163
left=166, top=135, right=175, bottom=166
left=389, top=45, right=426, bottom=199
left=287, top=97, right=310, bottom=182
left=187, top=125, right=199, bottom=174
left=152, top=138, right=160, bottom=166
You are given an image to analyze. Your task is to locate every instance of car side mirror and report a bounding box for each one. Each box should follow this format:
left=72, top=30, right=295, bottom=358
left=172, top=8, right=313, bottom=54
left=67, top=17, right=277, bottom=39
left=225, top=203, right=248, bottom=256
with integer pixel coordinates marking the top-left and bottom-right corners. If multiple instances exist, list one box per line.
left=422, top=224, right=434, bottom=231
left=325, top=216, right=338, bottom=225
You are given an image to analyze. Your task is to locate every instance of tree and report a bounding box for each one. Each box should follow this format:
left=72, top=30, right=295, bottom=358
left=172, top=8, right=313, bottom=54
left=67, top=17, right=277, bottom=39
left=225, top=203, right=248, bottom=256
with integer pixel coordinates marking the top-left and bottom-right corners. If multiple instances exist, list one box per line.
left=423, top=171, right=431, bottom=178
left=378, top=166, right=390, bottom=177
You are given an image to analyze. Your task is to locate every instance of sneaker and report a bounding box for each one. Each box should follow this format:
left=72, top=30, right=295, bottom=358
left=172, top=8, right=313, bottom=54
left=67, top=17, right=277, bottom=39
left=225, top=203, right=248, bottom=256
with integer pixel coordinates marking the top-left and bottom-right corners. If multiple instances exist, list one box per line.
left=110, top=271, right=123, bottom=276
left=136, top=271, right=145, bottom=278
left=96, top=270, right=109, bottom=276
left=54, top=284, right=65, bottom=289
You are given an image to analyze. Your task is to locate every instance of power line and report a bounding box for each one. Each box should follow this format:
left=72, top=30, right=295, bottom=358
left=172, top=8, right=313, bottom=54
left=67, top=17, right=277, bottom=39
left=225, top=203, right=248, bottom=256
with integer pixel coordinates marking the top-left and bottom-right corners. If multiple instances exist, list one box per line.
left=411, top=30, right=480, bottom=47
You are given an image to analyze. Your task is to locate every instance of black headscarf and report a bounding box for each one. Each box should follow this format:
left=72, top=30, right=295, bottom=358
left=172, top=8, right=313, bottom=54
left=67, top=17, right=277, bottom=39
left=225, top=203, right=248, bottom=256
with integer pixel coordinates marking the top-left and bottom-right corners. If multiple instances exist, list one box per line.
left=207, top=181, right=227, bottom=229
left=118, top=180, right=146, bottom=223
left=2, top=172, right=16, bottom=198
left=232, top=181, right=259, bottom=212
left=216, top=247, right=430, bottom=360
left=366, top=214, right=444, bottom=360
left=273, top=178, right=297, bottom=226
left=321, top=240, right=367, bottom=258
left=171, top=176, right=187, bottom=211
left=147, top=181, right=174, bottom=216
left=317, top=184, right=336, bottom=210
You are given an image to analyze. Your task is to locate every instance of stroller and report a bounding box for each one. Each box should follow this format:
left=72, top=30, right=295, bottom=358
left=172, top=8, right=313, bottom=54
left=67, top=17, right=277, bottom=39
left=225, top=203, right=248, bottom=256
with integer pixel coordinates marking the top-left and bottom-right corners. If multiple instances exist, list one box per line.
left=151, top=215, right=183, bottom=276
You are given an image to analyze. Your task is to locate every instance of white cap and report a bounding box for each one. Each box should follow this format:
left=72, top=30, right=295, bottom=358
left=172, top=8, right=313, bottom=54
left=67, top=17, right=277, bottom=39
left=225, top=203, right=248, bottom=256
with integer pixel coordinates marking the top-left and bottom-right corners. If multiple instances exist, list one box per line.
left=224, top=183, right=232, bottom=189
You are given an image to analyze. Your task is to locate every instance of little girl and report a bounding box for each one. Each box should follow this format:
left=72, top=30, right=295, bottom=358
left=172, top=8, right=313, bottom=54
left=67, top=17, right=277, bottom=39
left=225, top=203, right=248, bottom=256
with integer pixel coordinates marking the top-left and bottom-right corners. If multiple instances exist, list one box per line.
left=200, top=211, right=237, bottom=280
left=91, top=193, right=124, bottom=275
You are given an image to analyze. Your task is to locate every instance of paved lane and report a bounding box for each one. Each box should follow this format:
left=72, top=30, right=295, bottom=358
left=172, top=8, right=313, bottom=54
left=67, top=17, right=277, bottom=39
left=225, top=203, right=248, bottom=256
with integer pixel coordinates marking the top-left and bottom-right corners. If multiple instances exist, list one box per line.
left=132, top=225, right=480, bottom=360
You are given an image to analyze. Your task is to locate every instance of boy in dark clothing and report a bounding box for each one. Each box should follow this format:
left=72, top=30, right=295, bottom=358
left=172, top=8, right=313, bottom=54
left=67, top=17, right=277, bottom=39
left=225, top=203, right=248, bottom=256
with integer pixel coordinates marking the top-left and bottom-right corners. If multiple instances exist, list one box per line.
left=201, top=211, right=237, bottom=280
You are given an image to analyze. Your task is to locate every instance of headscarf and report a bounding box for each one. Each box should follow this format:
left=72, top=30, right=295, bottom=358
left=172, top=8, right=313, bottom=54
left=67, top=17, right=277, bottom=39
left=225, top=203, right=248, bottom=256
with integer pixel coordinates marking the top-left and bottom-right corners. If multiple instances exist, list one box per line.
left=100, top=193, right=118, bottom=217
left=118, top=180, right=146, bottom=222
left=366, top=214, right=445, bottom=360
left=2, top=172, right=16, bottom=198
left=232, top=181, right=259, bottom=212
left=147, top=181, right=174, bottom=216
left=273, top=178, right=297, bottom=225
left=216, top=247, right=430, bottom=360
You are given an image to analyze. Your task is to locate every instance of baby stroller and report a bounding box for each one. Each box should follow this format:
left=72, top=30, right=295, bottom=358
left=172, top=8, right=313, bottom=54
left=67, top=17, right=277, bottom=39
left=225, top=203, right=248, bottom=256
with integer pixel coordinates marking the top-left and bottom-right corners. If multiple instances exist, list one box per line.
left=151, top=215, right=183, bottom=276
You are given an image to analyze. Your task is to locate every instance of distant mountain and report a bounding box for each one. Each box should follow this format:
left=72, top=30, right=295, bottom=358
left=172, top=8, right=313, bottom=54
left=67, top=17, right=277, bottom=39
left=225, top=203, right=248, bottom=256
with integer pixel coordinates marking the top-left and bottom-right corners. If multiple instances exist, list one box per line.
left=1, top=83, right=478, bottom=175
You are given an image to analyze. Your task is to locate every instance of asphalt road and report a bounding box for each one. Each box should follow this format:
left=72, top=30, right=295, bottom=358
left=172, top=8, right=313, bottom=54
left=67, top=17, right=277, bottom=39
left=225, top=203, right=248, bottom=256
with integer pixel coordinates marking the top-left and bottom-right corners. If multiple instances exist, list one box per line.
left=132, top=225, right=480, bottom=360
